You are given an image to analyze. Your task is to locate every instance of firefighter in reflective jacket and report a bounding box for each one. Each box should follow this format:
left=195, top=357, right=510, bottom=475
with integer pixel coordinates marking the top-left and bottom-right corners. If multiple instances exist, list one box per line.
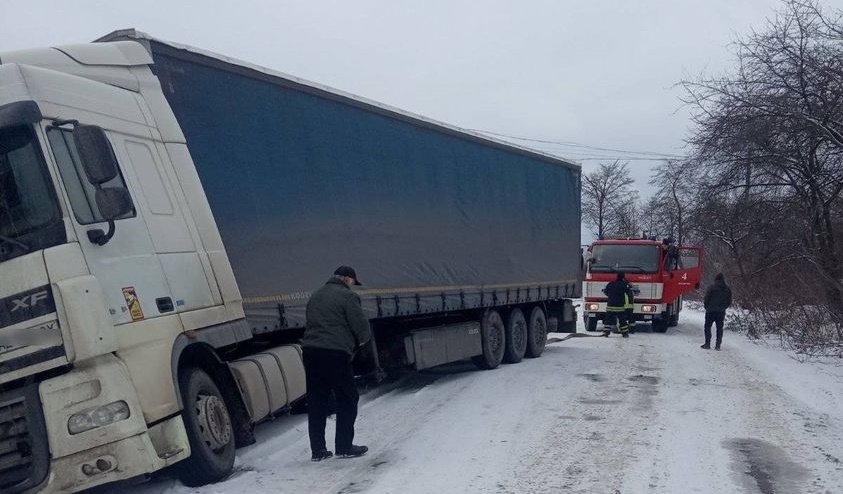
left=603, top=272, right=634, bottom=338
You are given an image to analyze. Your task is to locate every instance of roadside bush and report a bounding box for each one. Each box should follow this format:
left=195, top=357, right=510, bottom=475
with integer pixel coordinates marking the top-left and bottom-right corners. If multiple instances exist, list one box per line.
left=730, top=304, right=843, bottom=359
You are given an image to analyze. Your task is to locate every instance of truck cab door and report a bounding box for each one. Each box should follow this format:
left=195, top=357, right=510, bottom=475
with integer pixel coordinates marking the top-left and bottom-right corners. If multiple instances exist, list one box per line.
left=664, top=246, right=703, bottom=292
left=45, top=125, right=175, bottom=325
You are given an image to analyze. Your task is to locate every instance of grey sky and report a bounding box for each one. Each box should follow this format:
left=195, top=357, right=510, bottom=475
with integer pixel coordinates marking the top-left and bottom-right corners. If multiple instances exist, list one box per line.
left=1, top=0, right=812, bottom=241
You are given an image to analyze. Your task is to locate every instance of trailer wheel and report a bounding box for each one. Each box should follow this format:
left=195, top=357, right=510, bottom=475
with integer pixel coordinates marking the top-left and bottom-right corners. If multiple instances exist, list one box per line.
left=503, top=309, right=528, bottom=363
left=585, top=316, right=598, bottom=332
left=178, top=367, right=236, bottom=486
left=472, top=310, right=506, bottom=369
left=525, top=306, right=548, bottom=358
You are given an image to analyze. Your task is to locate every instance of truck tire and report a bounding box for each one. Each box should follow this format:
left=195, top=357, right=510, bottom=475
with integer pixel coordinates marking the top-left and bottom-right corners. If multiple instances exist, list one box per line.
left=669, top=298, right=681, bottom=327
left=525, top=306, right=548, bottom=358
left=669, top=313, right=679, bottom=327
left=472, top=310, right=506, bottom=370
left=503, top=308, right=528, bottom=363
left=585, top=316, right=598, bottom=332
left=178, top=367, right=236, bottom=486
left=652, top=318, right=669, bottom=333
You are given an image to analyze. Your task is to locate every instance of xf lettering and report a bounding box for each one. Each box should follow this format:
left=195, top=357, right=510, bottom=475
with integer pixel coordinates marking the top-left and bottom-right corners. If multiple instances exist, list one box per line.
left=10, top=291, right=49, bottom=312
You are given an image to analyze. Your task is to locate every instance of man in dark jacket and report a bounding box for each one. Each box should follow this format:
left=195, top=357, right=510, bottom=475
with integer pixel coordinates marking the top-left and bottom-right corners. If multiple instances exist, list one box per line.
left=303, top=266, right=372, bottom=461
left=702, top=272, right=732, bottom=350
left=603, top=272, right=635, bottom=337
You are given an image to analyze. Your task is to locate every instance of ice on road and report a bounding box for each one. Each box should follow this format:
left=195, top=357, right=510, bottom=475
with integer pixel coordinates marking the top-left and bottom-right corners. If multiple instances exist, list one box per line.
left=130, top=309, right=843, bottom=494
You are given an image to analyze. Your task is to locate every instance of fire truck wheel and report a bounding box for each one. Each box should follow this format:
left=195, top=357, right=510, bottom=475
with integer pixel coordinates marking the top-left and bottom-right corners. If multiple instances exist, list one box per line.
left=652, top=319, right=669, bottom=333
left=503, top=308, right=528, bottom=363
left=525, top=306, right=548, bottom=358
left=585, top=316, right=598, bottom=332
left=669, top=313, right=679, bottom=327
left=472, top=310, right=506, bottom=369
left=178, top=367, right=236, bottom=486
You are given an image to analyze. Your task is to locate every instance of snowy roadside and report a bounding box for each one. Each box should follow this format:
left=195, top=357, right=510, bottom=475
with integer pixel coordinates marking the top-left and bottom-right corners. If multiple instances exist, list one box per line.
left=623, top=308, right=843, bottom=493
left=731, top=335, right=843, bottom=424
left=680, top=306, right=843, bottom=424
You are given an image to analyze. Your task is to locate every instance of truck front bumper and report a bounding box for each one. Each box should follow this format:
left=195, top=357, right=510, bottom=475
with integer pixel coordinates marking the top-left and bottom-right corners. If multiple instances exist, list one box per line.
left=583, top=302, right=667, bottom=321
left=2, top=354, right=189, bottom=493
left=38, top=431, right=166, bottom=493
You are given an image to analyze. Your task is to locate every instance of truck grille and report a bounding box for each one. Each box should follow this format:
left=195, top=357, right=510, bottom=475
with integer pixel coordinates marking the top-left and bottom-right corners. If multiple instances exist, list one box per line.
left=0, top=385, right=48, bottom=494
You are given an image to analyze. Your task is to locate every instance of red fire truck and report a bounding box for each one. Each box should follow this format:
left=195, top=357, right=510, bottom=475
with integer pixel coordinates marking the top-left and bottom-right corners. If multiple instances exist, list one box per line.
left=583, top=238, right=704, bottom=332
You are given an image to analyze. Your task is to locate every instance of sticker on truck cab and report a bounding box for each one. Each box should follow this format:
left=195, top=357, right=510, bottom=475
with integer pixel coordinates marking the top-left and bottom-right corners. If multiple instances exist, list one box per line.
left=122, top=287, right=145, bottom=321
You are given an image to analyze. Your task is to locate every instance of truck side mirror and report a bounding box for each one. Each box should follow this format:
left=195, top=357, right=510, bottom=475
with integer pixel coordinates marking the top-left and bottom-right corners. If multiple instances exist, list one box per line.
left=87, top=187, right=135, bottom=246
left=96, top=187, right=135, bottom=220
left=73, top=125, right=119, bottom=185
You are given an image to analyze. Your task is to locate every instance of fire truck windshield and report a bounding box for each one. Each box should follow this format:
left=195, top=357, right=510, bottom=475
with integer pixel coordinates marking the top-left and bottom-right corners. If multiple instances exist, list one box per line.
left=590, top=244, right=661, bottom=274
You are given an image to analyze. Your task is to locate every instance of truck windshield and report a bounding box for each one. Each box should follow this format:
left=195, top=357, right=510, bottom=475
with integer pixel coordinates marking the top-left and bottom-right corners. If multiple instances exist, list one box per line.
left=589, top=244, right=661, bottom=274
left=0, top=125, right=65, bottom=262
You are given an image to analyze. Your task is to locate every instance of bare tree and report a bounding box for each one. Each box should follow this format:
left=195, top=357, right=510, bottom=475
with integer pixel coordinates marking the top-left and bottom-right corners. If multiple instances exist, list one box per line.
left=614, top=190, right=642, bottom=238
left=650, top=160, right=699, bottom=245
left=680, top=0, right=843, bottom=349
left=639, top=195, right=670, bottom=239
left=582, top=160, right=637, bottom=238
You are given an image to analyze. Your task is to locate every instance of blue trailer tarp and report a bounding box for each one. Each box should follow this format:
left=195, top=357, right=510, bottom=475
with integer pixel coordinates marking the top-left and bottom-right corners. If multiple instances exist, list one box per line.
left=140, top=39, right=581, bottom=330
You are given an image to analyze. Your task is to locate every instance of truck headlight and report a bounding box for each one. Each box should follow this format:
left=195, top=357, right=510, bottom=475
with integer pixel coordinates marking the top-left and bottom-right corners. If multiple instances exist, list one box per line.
left=641, top=305, right=657, bottom=313
left=67, top=401, right=130, bottom=435
left=586, top=303, right=600, bottom=311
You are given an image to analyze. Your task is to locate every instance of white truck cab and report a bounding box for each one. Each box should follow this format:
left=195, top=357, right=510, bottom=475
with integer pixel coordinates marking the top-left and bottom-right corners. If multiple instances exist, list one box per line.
left=0, top=41, right=303, bottom=493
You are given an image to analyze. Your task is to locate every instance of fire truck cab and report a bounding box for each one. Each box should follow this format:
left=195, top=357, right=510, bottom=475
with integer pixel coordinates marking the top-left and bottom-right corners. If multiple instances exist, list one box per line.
left=582, top=238, right=703, bottom=333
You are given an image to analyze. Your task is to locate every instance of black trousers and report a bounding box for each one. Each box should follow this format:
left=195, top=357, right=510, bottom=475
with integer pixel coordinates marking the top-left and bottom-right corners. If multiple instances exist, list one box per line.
left=303, top=347, right=359, bottom=453
left=704, top=311, right=726, bottom=346
left=605, top=310, right=630, bottom=333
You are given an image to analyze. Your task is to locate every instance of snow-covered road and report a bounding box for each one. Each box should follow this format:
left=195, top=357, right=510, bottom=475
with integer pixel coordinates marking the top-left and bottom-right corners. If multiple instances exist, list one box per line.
left=127, top=309, right=843, bottom=494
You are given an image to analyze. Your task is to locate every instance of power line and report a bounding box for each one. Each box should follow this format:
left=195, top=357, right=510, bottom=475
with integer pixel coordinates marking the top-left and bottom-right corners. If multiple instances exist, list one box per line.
left=469, top=128, right=685, bottom=160
left=528, top=149, right=675, bottom=161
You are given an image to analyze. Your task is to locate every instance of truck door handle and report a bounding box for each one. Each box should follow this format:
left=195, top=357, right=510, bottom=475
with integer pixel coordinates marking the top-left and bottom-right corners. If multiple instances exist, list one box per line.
left=156, top=297, right=175, bottom=313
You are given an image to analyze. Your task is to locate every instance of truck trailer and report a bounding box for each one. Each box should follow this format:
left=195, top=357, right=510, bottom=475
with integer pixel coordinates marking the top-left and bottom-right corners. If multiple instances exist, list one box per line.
left=0, top=30, right=581, bottom=493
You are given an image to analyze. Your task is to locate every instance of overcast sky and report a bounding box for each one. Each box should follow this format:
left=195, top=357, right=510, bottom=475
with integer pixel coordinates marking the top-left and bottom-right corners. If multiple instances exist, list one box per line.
left=1, top=0, right=824, bottom=240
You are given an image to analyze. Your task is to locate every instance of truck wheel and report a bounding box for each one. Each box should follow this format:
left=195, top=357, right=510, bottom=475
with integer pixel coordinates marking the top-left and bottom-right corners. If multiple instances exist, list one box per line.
left=585, top=316, right=598, bottom=332
left=472, top=310, right=506, bottom=370
left=525, top=306, right=548, bottom=358
left=503, top=309, right=528, bottom=363
left=669, top=299, right=680, bottom=327
left=178, top=367, right=236, bottom=486
left=669, top=313, right=679, bottom=327
left=652, top=318, right=668, bottom=333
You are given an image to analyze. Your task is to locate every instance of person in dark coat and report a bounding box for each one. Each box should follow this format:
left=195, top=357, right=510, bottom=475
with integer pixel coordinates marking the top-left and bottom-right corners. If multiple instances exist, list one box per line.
left=302, top=266, right=372, bottom=461
left=702, top=272, right=732, bottom=350
left=603, top=272, right=635, bottom=337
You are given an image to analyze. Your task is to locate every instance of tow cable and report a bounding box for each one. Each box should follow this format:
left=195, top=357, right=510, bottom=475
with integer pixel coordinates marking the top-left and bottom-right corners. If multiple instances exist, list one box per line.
left=547, top=330, right=611, bottom=343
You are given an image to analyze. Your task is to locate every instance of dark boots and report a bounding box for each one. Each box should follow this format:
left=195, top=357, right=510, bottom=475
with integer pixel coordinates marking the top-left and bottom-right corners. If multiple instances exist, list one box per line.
left=312, top=450, right=333, bottom=462
left=337, top=445, right=368, bottom=458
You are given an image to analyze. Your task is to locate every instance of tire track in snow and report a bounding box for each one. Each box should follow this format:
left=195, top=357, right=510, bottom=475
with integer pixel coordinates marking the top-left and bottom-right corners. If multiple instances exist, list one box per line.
left=496, top=333, right=669, bottom=494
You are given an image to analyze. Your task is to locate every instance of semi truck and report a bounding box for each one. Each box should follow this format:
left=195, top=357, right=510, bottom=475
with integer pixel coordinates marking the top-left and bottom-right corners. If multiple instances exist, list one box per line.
left=582, top=237, right=703, bottom=332
left=0, top=30, right=582, bottom=493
